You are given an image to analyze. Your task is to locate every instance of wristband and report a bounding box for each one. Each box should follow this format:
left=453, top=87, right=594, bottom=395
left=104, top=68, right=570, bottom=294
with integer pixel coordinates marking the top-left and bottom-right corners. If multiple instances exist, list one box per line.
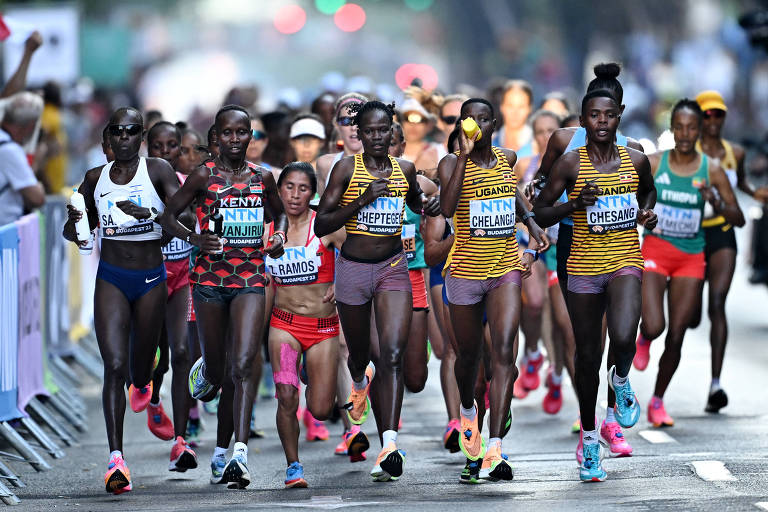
left=273, top=230, right=287, bottom=245
left=521, top=211, right=535, bottom=223
left=524, top=248, right=539, bottom=261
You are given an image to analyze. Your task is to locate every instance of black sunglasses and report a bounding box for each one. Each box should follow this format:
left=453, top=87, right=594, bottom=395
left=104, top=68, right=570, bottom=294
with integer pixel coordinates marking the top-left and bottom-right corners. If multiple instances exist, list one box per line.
left=441, top=115, right=458, bottom=125
left=108, top=124, right=142, bottom=137
left=251, top=129, right=267, bottom=140
left=337, top=116, right=355, bottom=126
left=703, top=110, right=725, bottom=119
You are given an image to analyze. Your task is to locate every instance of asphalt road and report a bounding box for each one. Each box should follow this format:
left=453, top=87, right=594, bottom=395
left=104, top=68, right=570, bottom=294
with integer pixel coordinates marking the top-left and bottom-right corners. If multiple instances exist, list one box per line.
left=6, top=234, right=768, bottom=511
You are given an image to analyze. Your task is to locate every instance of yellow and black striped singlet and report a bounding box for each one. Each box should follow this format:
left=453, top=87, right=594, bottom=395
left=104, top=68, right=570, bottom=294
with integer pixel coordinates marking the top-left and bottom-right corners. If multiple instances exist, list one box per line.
left=444, top=146, right=523, bottom=279
left=339, top=153, right=409, bottom=237
left=567, top=146, right=643, bottom=276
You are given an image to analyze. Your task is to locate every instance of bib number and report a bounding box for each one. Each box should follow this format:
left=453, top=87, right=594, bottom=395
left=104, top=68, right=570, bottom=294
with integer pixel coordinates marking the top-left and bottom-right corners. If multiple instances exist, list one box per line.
left=265, top=244, right=320, bottom=285
left=586, top=193, right=637, bottom=234
left=356, top=197, right=404, bottom=236
left=653, top=204, right=701, bottom=239
left=469, top=198, right=515, bottom=238
left=401, top=223, right=416, bottom=261
left=221, top=207, right=264, bottom=247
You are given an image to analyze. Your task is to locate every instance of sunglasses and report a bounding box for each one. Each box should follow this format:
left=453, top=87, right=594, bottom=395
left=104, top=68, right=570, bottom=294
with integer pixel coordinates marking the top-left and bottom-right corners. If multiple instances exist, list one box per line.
left=406, top=112, right=426, bottom=124
left=337, top=116, right=355, bottom=126
left=108, top=124, right=142, bottom=137
left=703, top=110, right=725, bottom=119
left=441, top=115, right=458, bottom=125
left=251, top=129, right=267, bottom=140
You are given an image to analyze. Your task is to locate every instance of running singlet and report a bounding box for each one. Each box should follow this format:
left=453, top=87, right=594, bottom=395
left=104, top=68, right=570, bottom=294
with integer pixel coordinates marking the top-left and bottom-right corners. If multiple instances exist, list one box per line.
left=647, top=151, right=708, bottom=253
left=567, top=145, right=642, bottom=275
left=93, top=158, right=164, bottom=241
left=340, top=153, right=409, bottom=237
left=192, top=161, right=266, bottom=288
left=265, top=212, right=334, bottom=286
left=402, top=205, right=426, bottom=269
left=444, top=146, right=523, bottom=279
left=162, top=172, right=194, bottom=261
left=696, top=139, right=737, bottom=228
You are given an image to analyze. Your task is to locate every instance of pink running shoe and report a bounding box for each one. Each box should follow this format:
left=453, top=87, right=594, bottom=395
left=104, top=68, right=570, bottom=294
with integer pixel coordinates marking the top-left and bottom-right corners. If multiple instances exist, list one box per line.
left=521, top=353, right=544, bottom=391
left=513, top=375, right=529, bottom=399
left=104, top=453, right=131, bottom=495
left=647, top=397, right=674, bottom=427
left=169, top=436, right=198, bottom=472
left=128, top=383, right=153, bottom=413
left=147, top=401, right=174, bottom=441
left=443, top=419, right=460, bottom=453
left=633, top=334, right=651, bottom=371
left=303, top=409, right=329, bottom=441
left=335, top=434, right=348, bottom=455
left=542, top=371, right=563, bottom=415
left=600, top=420, right=633, bottom=457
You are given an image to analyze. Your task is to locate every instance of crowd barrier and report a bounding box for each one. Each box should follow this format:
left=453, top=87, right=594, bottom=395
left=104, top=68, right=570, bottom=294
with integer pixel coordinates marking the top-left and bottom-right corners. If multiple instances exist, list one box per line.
left=0, top=196, right=97, bottom=505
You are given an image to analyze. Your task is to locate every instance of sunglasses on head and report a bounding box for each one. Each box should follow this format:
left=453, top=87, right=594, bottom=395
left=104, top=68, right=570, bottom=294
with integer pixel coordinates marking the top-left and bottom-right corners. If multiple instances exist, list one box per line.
left=703, top=109, right=725, bottom=119
left=251, top=129, right=267, bottom=140
left=337, top=116, right=355, bottom=126
left=108, top=124, right=142, bottom=137
left=441, top=115, right=458, bottom=125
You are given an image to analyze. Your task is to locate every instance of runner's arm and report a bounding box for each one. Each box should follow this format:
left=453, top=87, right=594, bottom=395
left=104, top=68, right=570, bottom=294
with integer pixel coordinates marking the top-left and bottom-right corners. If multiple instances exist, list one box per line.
left=633, top=151, right=657, bottom=229
left=532, top=152, right=578, bottom=227
left=160, top=165, right=207, bottom=245
left=709, top=162, right=745, bottom=227
left=423, top=215, right=453, bottom=267
left=315, top=158, right=368, bottom=237
left=63, top=168, right=100, bottom=243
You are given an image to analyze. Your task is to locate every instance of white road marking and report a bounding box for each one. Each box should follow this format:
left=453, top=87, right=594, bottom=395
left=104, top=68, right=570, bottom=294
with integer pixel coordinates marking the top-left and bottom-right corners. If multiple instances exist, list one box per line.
left=639, top=430, right=677, bottom=444
left=261, top=496, right=384, bottom=509
left=754, top=502, right=768, bottom=511
left=691, top=460, right=737, bottom=482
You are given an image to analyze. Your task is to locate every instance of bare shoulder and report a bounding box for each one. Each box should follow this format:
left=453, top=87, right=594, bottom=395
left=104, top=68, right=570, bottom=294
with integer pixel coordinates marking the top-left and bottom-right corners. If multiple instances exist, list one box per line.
left=550, top=127, right=578, bottom=152
left=731, top=141, right=746, bottom=162
left=626, top=146, right=650, bottom=168
left=499, top=147, right=518, bottom=167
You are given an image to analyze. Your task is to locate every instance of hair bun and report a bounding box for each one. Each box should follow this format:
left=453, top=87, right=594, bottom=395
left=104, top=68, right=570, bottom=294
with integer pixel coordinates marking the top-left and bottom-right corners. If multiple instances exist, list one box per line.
left=593, top=62, right=621, bottom=80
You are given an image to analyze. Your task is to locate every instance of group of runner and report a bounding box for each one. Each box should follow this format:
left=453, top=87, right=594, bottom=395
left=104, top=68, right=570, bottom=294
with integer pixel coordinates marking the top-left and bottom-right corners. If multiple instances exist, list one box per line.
left=62, top=62, right=763, bottom=493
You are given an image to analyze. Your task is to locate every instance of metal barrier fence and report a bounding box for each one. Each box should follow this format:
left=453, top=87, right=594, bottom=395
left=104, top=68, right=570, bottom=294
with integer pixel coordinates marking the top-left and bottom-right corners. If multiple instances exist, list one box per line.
left=0, top=197, right=98, bottom=505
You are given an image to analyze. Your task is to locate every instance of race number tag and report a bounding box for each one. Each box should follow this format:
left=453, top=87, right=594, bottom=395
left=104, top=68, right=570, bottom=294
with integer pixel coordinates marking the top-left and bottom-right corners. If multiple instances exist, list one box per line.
left=220, top=194, right=264, bottom=247
left=469, top=198, right=515, bottom=238
left=265, top=242, right=321, bottom=285
left=401, top=223, right=416, bottom=261
left=162, top=237, right=193, bottom=261
left=653, top=204, right=701, bottom=239
left=356, top=197, right=404, bottom=235
left=586, top=194, right=637, bottom=234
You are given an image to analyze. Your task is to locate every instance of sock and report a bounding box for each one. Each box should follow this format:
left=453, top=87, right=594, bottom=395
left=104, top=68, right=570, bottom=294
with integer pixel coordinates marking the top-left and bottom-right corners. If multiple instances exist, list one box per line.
left=489, top=437, right=502, bottom=450
left=460, top=404, right=477, bottom=421
left=612, top=370, right=628, bottom=387
left=605, top=407, right=616, bottom=424
left=551, top=371, right=563, bottom=386
left=189, top=406, right=200, bottom=420
left=233, top=442, right=248, bottom=464
left=352, top=375, right=369, bottom=391
left=382, top=430, right=397, bottom=447
left=212, top=446, right=227, bottom=461
left=349, top=424, right=361, bottom=435
left=582, top=429, right=599, bottom=446
left=710, top=378, right=721, bottom=393
left=109, top=450, right=123, bottom=461
left=527, top=348, right=542, bottom=360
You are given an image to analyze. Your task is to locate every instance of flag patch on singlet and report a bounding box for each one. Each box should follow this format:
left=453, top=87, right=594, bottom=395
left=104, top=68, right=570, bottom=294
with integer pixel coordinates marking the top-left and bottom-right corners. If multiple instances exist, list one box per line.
left=619, top=173, right=634, bottom=183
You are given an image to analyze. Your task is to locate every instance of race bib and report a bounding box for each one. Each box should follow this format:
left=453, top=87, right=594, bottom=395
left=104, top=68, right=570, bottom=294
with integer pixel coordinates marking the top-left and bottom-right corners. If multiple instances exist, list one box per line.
left=469, top=198, right=515, bottom=238
left=356, top=197, right=404, bottom=235
left=162, top=237, right=193, bottom=261
left=653, top=204, right=701, bottom=239
left=221, top=206, right=264, bottom=247
left=586, top=193, right=637, bottom=234
left=265, top=241, right=320, bottom=285
left=401, top=223, right=416, bottom=261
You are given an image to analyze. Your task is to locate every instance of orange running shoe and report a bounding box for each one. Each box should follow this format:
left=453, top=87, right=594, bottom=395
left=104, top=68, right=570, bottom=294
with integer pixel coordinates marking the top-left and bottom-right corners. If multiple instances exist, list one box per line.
left=370, top=442, right=405, bottom=481
left=129, top=382, right=153, bottom=413
left=480, top=443, right=513, bottom=481
left=104, top=453, right=131, bottom=495
left=458, top=401, right=485, bottom=461
left=345, top=363, right=374, bottom=425
left=147, top=400, right=174, bottom=440
left=343, top=425, right=369, bottom=462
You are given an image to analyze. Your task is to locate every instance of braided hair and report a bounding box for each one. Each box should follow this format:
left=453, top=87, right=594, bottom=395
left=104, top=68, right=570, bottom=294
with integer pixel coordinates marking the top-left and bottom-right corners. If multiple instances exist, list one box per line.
left=348, top=100, right=396, bottom=127
left=671, top=98, right=703, bottom=125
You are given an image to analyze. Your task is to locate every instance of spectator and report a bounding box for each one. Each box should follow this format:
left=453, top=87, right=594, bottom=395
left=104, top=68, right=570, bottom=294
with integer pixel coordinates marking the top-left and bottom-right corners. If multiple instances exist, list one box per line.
left=0, top=91, right=45, bottom=224
left=1, top=31, right=43, bottom=99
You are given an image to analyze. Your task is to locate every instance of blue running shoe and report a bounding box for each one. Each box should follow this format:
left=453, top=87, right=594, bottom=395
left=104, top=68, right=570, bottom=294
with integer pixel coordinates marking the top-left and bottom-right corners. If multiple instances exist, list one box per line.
left=210, top=455, right=226, bottom=484
left=189, top=358, right=215, bottom=401
left=579, top=443, right=607, bottom=482
left=607, top=365, right=640, bottom=428
left=223, top=453, right=250, bottom=489
left=285, top=461, right=308, bottom=488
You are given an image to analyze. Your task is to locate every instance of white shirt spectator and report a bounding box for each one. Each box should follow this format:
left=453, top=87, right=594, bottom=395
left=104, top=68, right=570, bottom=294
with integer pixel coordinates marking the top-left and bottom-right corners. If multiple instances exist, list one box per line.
left=0, top=127, right=38, bottom=224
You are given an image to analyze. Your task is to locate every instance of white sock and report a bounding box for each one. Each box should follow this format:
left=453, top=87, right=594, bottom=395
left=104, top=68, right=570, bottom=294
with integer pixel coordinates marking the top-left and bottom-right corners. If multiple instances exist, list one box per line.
left=109, top=450, right=122, bottom=461
left=527, top=348, right=541, bottom=360
left=605, top=407, right=616, bottom=424
left=612, top=370, right=628, bottom=387
left=352, top=375, right=369, bottom=391
left=582, top=429, right=599, bottom=446
left=212, top=446, right=227, bottom=461
left=233, top=442, right=248, bottom=464
left=551, top=371, right=563, bottom=386
left=460, top=404, right=477, bottom=421
left=710, top=378, right=721, bottom=393
left=489, top=437, right=502, bottom=450
left=382, top=430, right=397, bottom=447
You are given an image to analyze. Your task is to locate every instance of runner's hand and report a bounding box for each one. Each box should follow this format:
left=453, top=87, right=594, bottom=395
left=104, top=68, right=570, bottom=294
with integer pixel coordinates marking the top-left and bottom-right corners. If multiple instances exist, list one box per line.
left=422, top=193, right=441, bottom=217
left=116, top=200, right=150, bottom=219
left=322, top=284, right=336, bottom=304
left=697, top=183, right=716, bottom=204
left=637, top=208, right=657, bottom=230
left=521, top=251, right=534, bottom=279
left=524, top=179, right=540, bottom=202
left=264, top=234, right=285, bottom=259
left=66, top=204, right=89, bottom=247
left=458, top=127, right=475, bottom=157
left=526, top=221, right=550, bottom=252
left=194, top=232, right=223, bottom=254
left=359, top=178, right=390, bottom=206
left=574, top=181, right=599, bottom=209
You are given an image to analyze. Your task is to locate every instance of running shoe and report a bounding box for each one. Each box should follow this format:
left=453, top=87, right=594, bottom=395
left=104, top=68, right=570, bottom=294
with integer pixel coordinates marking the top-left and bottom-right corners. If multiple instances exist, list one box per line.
left=479, top=444, right=513, bottom=481
left=426, top=340, right=432, bottom=364
left=128, top=382, right=153, bottom=413
left=210, top=455, right=226, bottom=484
left=343, top=426, right=369, bottom=462
left=633, top=334, right=651, bottom=371
left=513, top=376, right=529, bottom=399
left=542, top=370, right=563, bottom=415
left=370, top=442, right=405, bottom=482
left=203, top=393, right=219, bottom=415
left=335, top=434, right=348, bottom=455
left=345, top=363, right=375, bottom=425
left=571, top=417, right=581, bottom=434
left=458, top=401, right=485, bottom=461
left=285, top=461, right=308, bottom=488
left=579, top=443, right=607, bottom=482
left=705, top=389, right=728, bottom=413
left=599, top=420, right=633, bottom=457
left=520, top=353, right=544, bottom=391
left=647, top=397, right=674, bottom=427
left=303, top=409, right=330, bottom=441
left=607, top=366, right=640, bottom=428
left=147, top=401, right=174, bottom=441
left=189, top=357, right=215, bottom=401
left=459, top=458, right=482, bottom=484
left=250, top=409, right=265, bottom=439
left=104, top=453, right=131, bottom=495
left=186, top=418, right=201, bottom=448
left=443, top=419, right=460, bottom=453
left=576, top=429, right=584, bottom=465
left=223, top=453, right=251, bottom=489
left=153, top=346, right=161, bottom=371
left=502, top=408, right=513, bottom=437
left=169, top=436, right=198, bottom=472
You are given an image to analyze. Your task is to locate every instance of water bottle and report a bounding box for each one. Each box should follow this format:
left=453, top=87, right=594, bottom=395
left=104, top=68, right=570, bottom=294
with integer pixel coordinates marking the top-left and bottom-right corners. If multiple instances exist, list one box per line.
left=70, top=188, right=93, bottom=255
left=208, top=207, right=224, bottom=261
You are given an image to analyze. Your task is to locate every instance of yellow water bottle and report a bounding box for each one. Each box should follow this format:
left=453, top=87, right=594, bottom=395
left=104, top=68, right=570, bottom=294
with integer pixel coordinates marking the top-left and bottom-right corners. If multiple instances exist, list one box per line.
left=462, top=118, right=481, bottom=141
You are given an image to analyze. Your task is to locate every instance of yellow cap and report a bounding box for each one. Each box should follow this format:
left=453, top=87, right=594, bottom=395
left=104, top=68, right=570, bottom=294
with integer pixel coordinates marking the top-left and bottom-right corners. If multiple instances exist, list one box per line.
left=696, top=90, right=727, bottom=112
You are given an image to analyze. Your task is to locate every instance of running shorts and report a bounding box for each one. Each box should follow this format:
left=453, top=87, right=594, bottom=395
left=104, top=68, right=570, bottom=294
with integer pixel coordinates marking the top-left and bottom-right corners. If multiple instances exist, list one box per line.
left=192, top=284, right=264, bottom=305
left=567, top=266, right=642, bottom=295
left=409, top=269, right=429, bottom=310
left=444, top=269, right=521, bottom=306
left=334, top=249, right=411, bottom=306
left=165, top=259, right=190, bottom=299
left=429, top=261, right=445, bottom=288
left=97, top=260, right=166, bottom=303
left=642, top=235, right=705, bottom=280
left=270, top=307, right=340, bottom=352
left=704, top=223, right=737, bottom=260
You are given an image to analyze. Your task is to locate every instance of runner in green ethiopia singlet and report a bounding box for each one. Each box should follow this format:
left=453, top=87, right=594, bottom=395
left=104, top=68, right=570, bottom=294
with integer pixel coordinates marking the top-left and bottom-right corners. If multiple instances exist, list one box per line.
left=647, top=151, right=709, bottom=253
left=402, top=205, right=426, bottom=270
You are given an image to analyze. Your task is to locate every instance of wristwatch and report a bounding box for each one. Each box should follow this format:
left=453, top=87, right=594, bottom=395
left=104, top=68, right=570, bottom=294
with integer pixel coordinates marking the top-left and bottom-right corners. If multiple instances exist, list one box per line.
left=521, top=211, right=535, bottom=223
left=148, top=207, right=159, bottom=222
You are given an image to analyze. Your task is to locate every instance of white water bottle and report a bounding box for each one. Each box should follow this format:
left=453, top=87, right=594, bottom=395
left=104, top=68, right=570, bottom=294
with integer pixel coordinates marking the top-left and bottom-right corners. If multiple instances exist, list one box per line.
left=70, top=188, right=93, bottom=255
